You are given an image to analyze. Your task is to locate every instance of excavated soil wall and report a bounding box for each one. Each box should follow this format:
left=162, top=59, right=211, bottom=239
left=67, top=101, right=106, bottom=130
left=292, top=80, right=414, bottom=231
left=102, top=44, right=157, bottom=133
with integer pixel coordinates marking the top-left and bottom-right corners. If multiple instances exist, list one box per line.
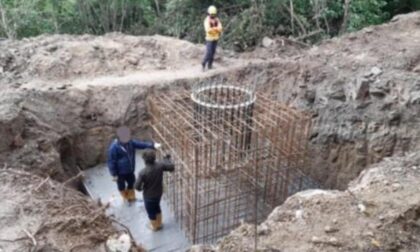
left=0, top=55, right=419, bottom=190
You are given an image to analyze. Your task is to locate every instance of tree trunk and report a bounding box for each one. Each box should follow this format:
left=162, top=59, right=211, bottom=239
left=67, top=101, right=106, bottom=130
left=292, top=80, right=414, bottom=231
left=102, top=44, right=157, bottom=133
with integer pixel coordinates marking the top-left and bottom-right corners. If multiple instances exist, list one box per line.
left=290, top=0, right=294, bottom=34
left=280, top=2, right=307, bottom=36
left=323, top=14, right=330, bottom=34
left=313, top=0, right=321, bottom=30
left=154, top=0, right=161, bottom=16
left=0, top=0, right=15, bottom=39
left=78, top=0, right=99, bottom=34
left=340, top=0, right=352, bottom=34
left=119, top=0, right=127, bottom=32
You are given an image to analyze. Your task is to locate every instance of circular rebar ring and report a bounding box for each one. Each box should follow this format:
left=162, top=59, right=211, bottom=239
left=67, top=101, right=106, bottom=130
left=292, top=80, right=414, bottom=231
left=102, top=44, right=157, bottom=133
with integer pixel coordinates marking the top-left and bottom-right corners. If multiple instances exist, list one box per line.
left=191, top=84, right=256, bottom=109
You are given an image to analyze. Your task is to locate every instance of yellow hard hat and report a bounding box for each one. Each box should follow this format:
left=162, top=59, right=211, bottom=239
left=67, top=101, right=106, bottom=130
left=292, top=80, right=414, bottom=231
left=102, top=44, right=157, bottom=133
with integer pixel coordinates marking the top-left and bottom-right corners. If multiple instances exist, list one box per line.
left=208, top=5, right=217, bottom=15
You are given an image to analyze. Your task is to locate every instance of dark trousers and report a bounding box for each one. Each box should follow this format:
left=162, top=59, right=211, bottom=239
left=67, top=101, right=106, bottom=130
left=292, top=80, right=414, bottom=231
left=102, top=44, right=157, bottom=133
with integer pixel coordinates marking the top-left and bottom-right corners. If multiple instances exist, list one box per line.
left=117, top=173, right=135, bottom=191
left=202, top=40, right=218, bottom=68
left=144, top=197, right=162, bottom=220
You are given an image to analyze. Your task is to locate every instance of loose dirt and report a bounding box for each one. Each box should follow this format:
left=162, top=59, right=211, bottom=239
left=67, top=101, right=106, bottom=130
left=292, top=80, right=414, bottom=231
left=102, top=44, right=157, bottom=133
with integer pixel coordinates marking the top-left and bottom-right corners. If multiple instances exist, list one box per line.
left=0, top=168, right=117, bottom=252
left=206, top=152, right=420, bottom=252
left=0, top=34, right=204, bottom=82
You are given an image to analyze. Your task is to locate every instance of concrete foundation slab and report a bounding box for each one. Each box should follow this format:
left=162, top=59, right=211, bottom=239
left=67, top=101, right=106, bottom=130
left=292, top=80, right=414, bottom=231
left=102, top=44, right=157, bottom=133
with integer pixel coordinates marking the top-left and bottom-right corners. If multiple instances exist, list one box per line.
left=83, top=152, right=191, bottom=252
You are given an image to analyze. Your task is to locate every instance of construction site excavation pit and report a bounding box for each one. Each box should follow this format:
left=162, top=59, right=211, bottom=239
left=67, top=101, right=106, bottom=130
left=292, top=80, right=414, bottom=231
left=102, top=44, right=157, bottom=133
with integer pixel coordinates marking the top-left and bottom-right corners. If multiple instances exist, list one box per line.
left=2, top=16, right=420, bottom=251
left=80, top=76, right=320, bottom=250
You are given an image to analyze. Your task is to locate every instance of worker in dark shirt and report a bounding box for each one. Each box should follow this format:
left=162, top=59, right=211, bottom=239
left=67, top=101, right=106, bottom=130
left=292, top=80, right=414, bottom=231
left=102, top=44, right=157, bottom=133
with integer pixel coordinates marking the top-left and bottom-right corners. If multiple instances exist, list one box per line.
left=107, top=126, right=160, bottom=202
left=135, top=149, right=175, bottom=231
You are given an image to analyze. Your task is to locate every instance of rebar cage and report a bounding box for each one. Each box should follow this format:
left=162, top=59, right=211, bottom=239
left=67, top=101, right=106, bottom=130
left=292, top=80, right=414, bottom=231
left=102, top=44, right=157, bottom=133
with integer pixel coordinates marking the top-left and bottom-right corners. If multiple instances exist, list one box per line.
left=148, top=78, right=314, bottom=244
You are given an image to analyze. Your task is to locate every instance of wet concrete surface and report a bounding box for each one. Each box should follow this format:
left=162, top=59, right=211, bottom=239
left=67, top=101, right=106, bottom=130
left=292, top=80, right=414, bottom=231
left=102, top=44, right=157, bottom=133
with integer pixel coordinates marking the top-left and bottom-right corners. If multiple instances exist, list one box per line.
left=83, top=152, right=190, bottom=252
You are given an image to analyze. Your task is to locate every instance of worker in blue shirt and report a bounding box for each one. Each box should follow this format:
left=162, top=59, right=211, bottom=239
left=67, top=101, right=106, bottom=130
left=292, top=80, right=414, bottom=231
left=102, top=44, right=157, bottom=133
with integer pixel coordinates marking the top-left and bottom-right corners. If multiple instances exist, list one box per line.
left=107, top=126, right=161, bottom=202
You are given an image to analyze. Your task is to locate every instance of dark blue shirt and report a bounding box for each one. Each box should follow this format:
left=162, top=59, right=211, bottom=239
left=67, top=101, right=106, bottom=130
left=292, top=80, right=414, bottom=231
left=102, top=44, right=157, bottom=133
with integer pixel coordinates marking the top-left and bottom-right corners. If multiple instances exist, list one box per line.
left=107, top=139, right=155, bottom=176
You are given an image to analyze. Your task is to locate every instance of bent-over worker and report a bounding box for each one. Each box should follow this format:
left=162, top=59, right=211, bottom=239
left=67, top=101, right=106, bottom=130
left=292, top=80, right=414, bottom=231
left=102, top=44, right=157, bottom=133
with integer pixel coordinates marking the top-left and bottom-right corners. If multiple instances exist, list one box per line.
left=135, top=150, right=175, bottom=231
left=107, top=126, right=160, bottom=203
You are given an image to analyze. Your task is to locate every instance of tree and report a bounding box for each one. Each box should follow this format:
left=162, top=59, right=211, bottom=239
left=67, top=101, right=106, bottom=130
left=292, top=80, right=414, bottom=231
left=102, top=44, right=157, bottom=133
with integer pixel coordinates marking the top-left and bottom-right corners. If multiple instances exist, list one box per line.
left=347, top=0, right=389, bottom=32
left=0, top=0, right=419, bottom=46
left=0, top=0, right=15, bottom=38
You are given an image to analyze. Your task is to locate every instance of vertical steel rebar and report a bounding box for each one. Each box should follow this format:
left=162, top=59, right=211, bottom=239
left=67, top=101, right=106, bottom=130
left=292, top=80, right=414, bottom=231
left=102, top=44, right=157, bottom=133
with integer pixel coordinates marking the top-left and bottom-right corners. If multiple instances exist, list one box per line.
left=149, top=78, right=314, bottom=245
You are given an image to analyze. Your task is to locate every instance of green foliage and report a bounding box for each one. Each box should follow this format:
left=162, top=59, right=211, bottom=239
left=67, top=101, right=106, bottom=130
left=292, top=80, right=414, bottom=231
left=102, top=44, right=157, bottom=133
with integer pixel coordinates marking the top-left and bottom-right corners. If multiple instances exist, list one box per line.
left=0, top=0, right=419, bottom=48
left=162, top=0, right=253, bottom=45
left=347, top=0, right=389, bottom=32
left=222, top=5, right=265, bottom=51
left=75, top=0, right=157, bottom=34
left=413, top=0, right=420, bottom=9
left=0, top=0, right=159, bottom=38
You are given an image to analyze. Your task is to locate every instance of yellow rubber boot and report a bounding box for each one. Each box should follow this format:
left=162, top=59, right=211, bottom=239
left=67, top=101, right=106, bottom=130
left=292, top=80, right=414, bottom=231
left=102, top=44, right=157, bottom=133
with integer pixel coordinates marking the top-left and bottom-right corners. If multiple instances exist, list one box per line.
left=120, top=190, right=128, bottom=201
left=127, top=189, right=136, bottom=202
left=149, top=219, right=161, bottom=231
left=156, top=213, right=163, bottom=229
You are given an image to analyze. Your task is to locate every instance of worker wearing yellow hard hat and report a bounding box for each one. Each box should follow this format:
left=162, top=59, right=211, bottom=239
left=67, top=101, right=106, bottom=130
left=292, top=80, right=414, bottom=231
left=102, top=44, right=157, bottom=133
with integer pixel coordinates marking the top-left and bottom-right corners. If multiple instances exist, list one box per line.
left=202, top=5, right=223, bottom=71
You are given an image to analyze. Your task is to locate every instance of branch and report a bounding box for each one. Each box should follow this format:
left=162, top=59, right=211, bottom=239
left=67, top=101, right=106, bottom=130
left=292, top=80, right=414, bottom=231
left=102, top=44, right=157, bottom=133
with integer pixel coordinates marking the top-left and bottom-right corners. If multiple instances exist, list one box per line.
left=280, top=2, right=307, bottom=36
left=0, top=0, right=14, bottom=39
left=289, top=0, right=294, bottom=34
left=296, top=29, right=323, bottom=41
left=154, top=0, right=160, bottom=17
left=119, top=0, right=127, bottom=32
left=283, top=37, right=310, bottom=48
left=323, top=13, right=330, bottom=34
left=110, top=218, right=136, bottom=244
left=63, top=172, right=83, bottom=185
left=69, top=243, right=93, bottom=252
left=33, top=176, right=50, bottom=192
left=23, top=229, right=37, bottom=252
left=0, top=236, right=29, bottom=243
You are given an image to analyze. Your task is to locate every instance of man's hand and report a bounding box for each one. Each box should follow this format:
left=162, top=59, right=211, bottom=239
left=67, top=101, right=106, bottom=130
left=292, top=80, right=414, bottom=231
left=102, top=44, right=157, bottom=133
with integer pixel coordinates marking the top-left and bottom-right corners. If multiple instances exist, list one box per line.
left=209, top=29, right=219, bottom=35
left=154, top=142, right=162, bottom=149
left=112, top=176, right=118, bottom=182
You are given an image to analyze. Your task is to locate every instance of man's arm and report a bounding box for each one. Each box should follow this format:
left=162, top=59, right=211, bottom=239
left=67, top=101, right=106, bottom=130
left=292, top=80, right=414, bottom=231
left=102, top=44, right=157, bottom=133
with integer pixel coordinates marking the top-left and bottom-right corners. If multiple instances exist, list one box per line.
left=161, top=155, right=175, bottom=172
left=216, top=18, right=223, bottom=33
left=204, top=17, right=221, bottom=35
left=135, top=172, right=144, bottom=191
left=204, top=17, right=211, bottom=33
left=131, top=139, right=155, bottom=150
left=107, top=144, right=118, bottom=177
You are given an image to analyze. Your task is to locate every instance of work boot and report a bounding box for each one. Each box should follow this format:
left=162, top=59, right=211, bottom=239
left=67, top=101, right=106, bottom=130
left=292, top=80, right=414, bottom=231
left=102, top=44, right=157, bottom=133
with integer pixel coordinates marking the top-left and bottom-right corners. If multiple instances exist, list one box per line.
left=127, top=189, right=136, bottom=202
left=156, top=213, right=163, bottom=229
left=119, top=190, right=129, bottom=201
left=148, top=219, right=161, bottom=231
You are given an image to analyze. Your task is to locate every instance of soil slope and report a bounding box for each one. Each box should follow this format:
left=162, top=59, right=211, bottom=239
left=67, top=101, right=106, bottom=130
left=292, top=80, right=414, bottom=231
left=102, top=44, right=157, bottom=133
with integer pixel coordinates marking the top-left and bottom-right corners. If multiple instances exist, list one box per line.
left=256, top=12, right=420, bottom=189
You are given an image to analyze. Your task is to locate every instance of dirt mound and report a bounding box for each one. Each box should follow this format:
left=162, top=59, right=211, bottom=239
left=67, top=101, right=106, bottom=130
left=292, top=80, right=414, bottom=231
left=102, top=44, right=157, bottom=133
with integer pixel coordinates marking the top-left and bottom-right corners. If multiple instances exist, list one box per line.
left=0, top=33, right=204, bottom=83
left=0, top=169, right=121, bottom=251
left=205, top=151, right=420, bottom=252
left=241, top=36, right=306, bottom=59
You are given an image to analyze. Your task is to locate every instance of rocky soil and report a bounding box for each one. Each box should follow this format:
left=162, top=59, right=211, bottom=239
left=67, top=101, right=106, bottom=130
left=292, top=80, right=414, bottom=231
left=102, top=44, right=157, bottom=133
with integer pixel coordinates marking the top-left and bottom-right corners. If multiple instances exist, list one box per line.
left=200, top=151, right=420, bottom=252
left=0, top=10, right=419, bottom=252
left=0, top=34, right=205, bottom=83
left=258, top=12, right=420, bottom=189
